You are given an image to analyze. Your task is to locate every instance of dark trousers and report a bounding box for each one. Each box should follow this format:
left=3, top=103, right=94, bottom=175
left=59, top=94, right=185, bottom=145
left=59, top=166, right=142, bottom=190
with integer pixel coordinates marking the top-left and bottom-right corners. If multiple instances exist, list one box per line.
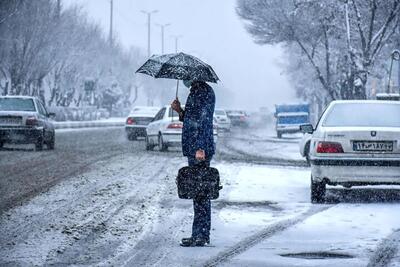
left=188, top=156, right=212, bottom=239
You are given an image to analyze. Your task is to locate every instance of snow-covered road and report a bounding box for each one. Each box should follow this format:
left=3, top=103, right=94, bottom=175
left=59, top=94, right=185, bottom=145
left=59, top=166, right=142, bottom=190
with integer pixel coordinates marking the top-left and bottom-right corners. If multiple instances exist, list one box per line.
left=1, top=126, right=400, bottom=266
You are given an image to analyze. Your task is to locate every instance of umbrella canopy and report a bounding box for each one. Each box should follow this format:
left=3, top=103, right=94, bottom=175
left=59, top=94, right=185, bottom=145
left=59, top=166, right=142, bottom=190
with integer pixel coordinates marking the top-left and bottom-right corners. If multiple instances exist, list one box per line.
left=136, top=52, right=219, bottom=83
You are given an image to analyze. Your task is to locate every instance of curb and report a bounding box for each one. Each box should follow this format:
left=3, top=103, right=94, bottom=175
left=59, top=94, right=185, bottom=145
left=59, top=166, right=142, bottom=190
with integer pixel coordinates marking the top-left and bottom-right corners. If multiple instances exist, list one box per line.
left=54, top=120, right=125, bottom=129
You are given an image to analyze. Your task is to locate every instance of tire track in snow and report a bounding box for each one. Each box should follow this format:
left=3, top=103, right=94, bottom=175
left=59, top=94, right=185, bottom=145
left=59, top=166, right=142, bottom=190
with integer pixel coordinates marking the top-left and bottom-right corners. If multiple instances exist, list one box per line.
left=0, top=127, right=131, bottom=213
left=106, top=158, right=187, bottom=267
left=0, top=152, right=144, bottom=247
left=48, top=155, right=176, bottom=266
left=367, top=229, right=400, bottom=267
left=217, top=137, right=307, bottom=167
left=202, top=205, right=333, bottom=267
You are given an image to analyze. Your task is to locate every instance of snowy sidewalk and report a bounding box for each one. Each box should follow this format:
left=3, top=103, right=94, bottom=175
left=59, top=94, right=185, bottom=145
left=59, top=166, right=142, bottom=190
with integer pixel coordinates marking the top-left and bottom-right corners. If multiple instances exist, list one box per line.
left=146, top=162, right=314, bottom=266
left=154, top=162, right=400, bottom=267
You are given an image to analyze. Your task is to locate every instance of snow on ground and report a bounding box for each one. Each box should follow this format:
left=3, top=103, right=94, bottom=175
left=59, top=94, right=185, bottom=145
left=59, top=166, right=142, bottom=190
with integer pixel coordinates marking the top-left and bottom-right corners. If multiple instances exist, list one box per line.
left=0, top=152, right=183, bottom=266
left=150, top=163, right=314, bottom=266
left=215, top=164, right=400, bottom=267
left=55, top=126, right=123, bottom=133
left=154, top=162, right=400, bottom=267
left=53, top=117, right=125, bottom=129
left=225, top=126, right=305, bottom=162
left=2, top=130, right=400, bottom=266
left=224, top=203, right=400, bottom=267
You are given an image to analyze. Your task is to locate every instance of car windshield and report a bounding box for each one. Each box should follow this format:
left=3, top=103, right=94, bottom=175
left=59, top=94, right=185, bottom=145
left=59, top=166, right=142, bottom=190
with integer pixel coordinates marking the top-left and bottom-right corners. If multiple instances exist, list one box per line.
left=323, top=103, right=400, bottom=127
left=0, top=98, right=36, bottom=112
left=215, top=110, right=226, bottom=116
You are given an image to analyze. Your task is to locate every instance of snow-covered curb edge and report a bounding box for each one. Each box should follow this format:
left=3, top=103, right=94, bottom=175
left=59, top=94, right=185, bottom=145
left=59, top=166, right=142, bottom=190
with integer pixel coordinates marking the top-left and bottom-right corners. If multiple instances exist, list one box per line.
left=53, top=119, right=125, bottom=129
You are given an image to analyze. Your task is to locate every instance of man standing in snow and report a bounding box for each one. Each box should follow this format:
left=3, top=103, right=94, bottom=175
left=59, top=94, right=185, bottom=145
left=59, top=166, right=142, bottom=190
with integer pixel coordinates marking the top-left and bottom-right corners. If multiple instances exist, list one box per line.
left=171, top=80, right=216, bottom=247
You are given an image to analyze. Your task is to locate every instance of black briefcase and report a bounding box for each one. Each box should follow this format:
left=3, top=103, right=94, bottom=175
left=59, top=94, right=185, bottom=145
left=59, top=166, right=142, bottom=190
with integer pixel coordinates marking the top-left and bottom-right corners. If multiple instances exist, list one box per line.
left=176, top=165, right=221, bottom=200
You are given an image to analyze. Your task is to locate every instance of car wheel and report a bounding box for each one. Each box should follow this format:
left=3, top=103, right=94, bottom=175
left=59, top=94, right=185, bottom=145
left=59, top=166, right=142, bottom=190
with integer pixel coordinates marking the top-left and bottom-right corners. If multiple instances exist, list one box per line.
left=0, top=141, right=3, bottom=148
left=145, top=135, right=154, bottom=151
left=47, top=132, right=55, bottom=150
left=158, top=134, right=168, bottom=151
left=35, top=134, right=44, bottom=151
left=277, top=132, right=282, bottom=138
left=311, top=176, right=325, bottom=203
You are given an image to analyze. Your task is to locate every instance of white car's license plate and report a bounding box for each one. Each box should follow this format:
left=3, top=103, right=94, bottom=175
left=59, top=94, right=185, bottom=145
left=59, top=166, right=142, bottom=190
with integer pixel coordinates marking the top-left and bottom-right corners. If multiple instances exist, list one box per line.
left=353, top=141, right=393, bottom=152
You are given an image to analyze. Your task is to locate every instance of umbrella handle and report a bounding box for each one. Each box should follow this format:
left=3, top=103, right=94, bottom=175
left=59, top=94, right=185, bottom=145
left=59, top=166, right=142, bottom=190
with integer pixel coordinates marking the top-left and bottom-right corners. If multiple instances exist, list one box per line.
left=175, top=80, right=179, bottom=99
left=171, top=80, right=180, bottom=122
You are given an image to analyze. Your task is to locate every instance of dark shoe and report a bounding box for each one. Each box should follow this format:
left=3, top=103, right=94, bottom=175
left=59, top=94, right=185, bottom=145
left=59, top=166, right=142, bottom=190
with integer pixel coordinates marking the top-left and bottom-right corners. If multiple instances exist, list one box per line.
left=180, top=237, right=196, bottom=247
left=180, top=237, right=210, bottom=247
left=194, top=237, right=210, bottom=247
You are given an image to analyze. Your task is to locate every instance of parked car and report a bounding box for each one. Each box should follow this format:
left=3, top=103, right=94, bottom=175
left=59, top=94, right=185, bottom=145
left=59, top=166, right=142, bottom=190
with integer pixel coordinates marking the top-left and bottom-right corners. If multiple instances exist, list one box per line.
left=214, top=109, right=231, bottom=132
left=226, top=110, right=249, bottom=127
left=301, top=100, right=400, bottom=203
left=0, top=96, right=55, bottom=151
left=146, top=106, right=218, bottom=151
left=274, top=103, right=310, bottom=138
left=125, top=106, right=160, bottom=140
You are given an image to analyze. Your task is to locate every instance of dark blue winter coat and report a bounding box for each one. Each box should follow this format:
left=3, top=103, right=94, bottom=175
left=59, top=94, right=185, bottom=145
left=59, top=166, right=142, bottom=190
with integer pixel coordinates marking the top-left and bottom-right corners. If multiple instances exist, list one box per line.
left=179, top=82, right=215, bottom=158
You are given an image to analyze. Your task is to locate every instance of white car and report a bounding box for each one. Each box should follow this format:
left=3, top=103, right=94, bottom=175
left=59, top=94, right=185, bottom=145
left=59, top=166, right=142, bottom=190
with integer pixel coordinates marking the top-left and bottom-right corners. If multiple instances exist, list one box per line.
left=214, top=109, right=231, bottom=132
left=0, top=96, right=55, bottom=151
left=301, top=100, right=400, bottom=203
left=125, top=106, right=160, bottom=140
left=146, top=106, right=218, bottom=151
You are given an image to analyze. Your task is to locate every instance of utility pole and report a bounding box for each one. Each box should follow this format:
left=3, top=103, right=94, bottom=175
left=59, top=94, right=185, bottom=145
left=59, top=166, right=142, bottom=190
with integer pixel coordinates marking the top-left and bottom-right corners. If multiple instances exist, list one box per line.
left=171, top=35, right=182, bottom=53
left=109, top=0, right=113, bottom=47
left=141, top=10, right=158, bottom=57
left=156, top=23, right=170, bottom=54
left=56, top=0, right=61, bottom=19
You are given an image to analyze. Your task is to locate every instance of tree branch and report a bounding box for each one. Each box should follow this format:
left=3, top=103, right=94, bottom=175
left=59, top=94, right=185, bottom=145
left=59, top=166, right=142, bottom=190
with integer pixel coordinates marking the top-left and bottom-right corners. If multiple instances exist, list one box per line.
left=370, top=1, right=400, bottom=61
left=366, top=0, right=377, bottom=52
left=351, top=0, right=367, bottom=52
left=294, top=37, right=336, bottom=100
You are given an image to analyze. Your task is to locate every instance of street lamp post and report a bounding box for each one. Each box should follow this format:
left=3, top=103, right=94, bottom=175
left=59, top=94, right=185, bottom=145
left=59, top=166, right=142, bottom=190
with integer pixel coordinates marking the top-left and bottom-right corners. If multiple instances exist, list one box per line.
left=387, top=50, right=400, bottom=93
left=171, top=35, right=182, bottom=53
left=141, top=10, right=158, bottom=57
left=156, top=23, right=170, bottom=54
left=109, top=0, right=113, bottom=46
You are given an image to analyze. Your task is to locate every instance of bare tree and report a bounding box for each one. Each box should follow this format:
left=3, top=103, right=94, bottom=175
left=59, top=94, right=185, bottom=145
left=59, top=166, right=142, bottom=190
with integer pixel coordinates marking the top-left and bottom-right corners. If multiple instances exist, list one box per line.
left=237, top=0, right=400, bottom=100
left=0, top=0, right=148, bottom=112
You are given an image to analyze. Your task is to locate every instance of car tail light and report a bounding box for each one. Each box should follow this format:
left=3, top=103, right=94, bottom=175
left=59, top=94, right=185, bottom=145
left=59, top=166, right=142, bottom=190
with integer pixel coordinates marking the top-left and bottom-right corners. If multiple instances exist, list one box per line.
left=240, top=116, right=246, bottom=121
left=126, top=117, right=135, bottom=125
left=26, top=116, right=38, bottom=126
left=167, top=122, right=183, bottom=129
left=317, top=141, right=344, bottom=153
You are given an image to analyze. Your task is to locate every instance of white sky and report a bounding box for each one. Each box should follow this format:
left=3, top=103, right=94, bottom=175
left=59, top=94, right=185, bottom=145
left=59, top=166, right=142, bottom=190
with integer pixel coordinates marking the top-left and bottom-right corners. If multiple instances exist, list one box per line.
left=66, top=0, right=297, bottom=111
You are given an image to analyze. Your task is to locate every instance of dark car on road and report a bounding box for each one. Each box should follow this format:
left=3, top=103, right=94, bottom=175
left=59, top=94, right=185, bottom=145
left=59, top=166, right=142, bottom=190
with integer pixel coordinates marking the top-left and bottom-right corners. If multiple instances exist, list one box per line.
left=226, top=110, right=249, bottom=127
left=125, top=106, right=160, bottom=140
left=0, top=96, right=55, bottom=151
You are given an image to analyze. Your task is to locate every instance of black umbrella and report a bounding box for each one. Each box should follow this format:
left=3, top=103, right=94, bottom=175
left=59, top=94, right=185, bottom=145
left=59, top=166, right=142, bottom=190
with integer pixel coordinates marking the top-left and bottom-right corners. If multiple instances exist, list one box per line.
left=136, top=52, right=219, bottom=97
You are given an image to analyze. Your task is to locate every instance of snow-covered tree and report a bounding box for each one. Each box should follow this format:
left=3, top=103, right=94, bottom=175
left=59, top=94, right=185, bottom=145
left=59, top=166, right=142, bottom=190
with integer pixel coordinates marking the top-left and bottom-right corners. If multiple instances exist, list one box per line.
left=0, top=0, right=148, bottom=111
left=237, top=0, right=400, bottom=101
